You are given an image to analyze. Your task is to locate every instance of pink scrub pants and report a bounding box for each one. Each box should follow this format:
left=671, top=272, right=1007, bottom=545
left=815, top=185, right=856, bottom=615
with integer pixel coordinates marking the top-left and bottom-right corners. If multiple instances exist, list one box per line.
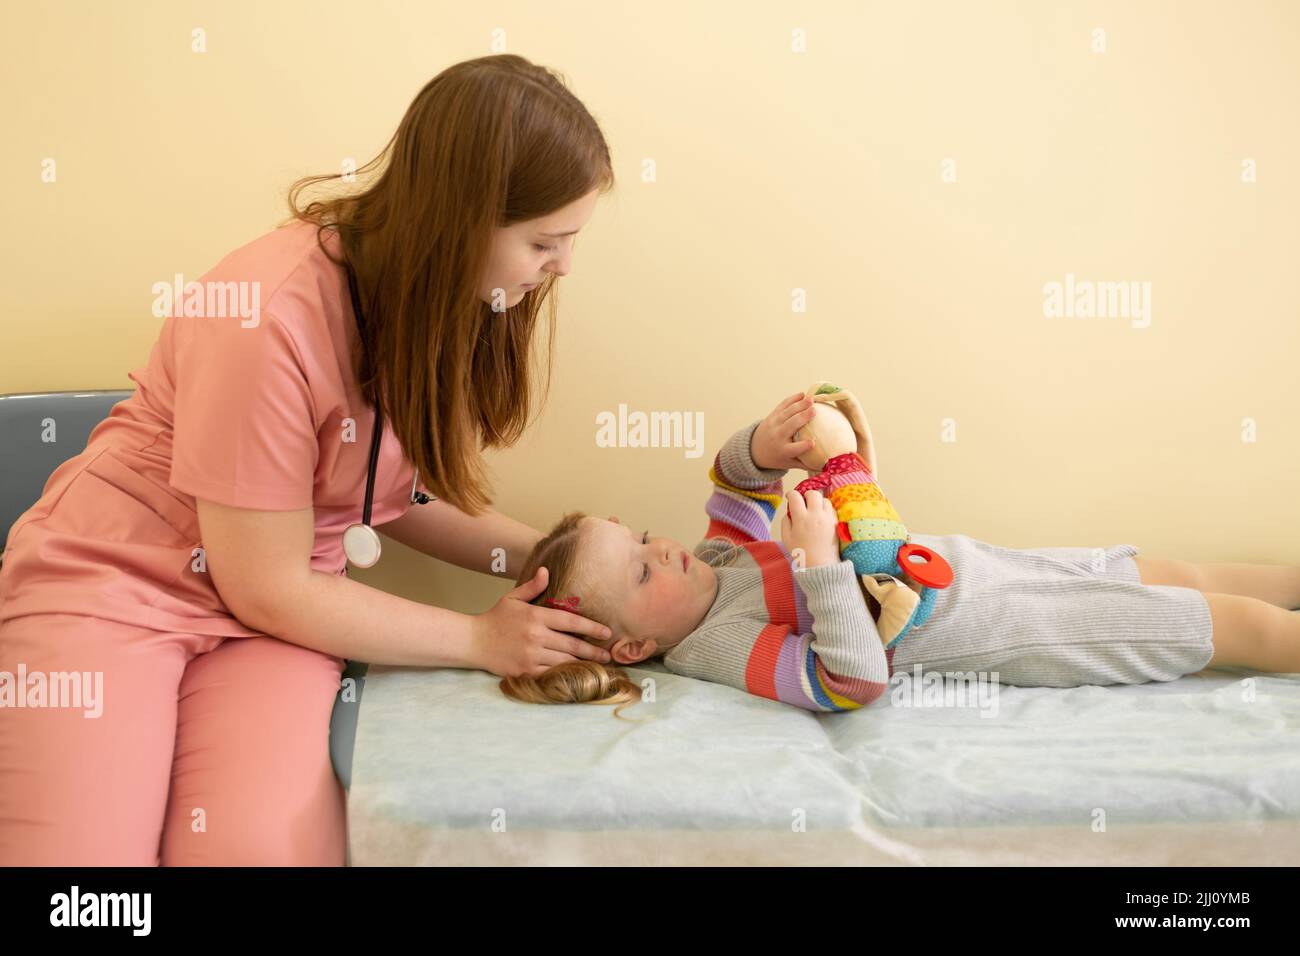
left=0, top=612, right=346, bottom=866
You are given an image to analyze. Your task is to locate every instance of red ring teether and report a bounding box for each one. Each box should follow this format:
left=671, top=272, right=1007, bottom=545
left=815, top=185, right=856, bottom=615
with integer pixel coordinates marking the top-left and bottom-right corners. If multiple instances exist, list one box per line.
left=896, top=544, right=953, bottom=589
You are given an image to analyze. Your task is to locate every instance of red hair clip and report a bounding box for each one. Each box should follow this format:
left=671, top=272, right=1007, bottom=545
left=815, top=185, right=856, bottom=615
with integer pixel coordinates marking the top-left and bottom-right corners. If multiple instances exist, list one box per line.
left=541, top=595, right=581, bottom=612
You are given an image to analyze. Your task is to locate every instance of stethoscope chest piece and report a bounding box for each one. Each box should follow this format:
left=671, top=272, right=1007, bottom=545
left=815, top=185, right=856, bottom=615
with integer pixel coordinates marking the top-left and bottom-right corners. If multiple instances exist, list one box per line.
left=343, top=522, right=383, bottom=568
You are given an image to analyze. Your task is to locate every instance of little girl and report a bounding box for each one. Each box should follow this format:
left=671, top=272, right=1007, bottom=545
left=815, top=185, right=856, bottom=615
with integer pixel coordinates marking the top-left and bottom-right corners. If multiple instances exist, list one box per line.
left=501, top=394, right=1300, bottom=715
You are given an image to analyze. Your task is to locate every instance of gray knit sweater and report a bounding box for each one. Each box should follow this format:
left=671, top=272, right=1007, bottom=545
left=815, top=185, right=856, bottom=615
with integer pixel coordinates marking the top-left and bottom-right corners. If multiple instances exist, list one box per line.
left=661, top=420, right=893, bottom=711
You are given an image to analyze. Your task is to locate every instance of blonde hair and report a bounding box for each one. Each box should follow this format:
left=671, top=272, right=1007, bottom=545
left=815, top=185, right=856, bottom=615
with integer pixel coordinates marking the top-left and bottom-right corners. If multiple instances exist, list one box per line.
left=498, top=511, right=648, bottom=719
left=499, top=660, right=644, bottom=720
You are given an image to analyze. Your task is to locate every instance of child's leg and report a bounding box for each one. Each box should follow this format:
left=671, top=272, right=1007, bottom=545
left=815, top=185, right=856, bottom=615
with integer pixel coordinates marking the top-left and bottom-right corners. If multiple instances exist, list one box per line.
left=1203, top=592, right=1300, bottom=672
left=1134, top=557, right=1300, bottom=610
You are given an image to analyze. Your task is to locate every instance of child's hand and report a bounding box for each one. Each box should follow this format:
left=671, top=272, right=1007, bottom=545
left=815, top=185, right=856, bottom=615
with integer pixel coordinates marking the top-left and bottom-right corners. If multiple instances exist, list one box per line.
left=751, top=392, right=817, bottom=471
left=780, top=488, right=840, bottom=569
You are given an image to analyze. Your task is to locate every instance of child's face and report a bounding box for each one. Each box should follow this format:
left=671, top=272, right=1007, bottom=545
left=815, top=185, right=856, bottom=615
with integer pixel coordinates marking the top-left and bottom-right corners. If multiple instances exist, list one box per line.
left=578, top=516, right=718, bottom=664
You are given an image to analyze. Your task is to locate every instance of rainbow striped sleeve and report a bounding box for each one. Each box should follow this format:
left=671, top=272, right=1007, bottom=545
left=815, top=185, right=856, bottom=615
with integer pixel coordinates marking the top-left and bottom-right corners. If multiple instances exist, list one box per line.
left=670, top=421, right=894, bottom=712
left=742, top=543, right=893, bottom=712
left=700, top=420, right=786, bottom=548
left=721, top=621, right=895, bottom=712
left=677, top=611, right=894, bottom=714
left=667, top=536, right=895, bottom=713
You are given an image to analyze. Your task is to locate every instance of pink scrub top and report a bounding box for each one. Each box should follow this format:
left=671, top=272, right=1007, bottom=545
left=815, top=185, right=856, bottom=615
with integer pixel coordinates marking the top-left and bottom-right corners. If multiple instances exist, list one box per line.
left=0, top=220, right=430, bottom=637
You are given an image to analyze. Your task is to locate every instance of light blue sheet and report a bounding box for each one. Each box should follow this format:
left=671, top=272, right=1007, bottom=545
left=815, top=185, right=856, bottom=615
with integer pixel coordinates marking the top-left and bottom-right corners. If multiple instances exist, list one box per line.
left=344, top=652, right=1300, bottom=865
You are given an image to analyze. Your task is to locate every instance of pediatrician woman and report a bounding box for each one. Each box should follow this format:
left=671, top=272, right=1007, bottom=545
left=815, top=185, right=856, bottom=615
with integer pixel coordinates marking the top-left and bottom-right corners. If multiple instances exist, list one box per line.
left=0, top=54, right=615, bottom=866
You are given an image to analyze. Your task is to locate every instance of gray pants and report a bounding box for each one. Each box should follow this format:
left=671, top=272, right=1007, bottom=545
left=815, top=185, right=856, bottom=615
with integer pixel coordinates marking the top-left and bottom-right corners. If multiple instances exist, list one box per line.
left=891, top=534, right=1214, bottom=687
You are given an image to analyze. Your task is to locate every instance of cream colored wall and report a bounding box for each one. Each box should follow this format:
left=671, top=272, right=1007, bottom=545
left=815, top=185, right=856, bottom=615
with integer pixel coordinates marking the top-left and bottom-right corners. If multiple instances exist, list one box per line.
left=4, top=1, right=1297, bottom=617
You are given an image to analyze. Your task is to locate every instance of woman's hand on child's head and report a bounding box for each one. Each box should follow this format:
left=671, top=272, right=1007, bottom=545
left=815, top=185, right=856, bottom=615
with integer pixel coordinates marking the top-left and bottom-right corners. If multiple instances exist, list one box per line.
left=751, top=392, right=817, bottom=471
left=781, top=488, right=840, bottom=569
left=469, top=566, right=615, bottom=679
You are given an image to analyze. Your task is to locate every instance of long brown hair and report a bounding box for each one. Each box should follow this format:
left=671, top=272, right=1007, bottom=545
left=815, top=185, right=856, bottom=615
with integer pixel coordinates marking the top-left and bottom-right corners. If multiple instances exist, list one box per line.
left=499, top=511, right=646, bottom=719
left=280, top=55, right=615, bottom=514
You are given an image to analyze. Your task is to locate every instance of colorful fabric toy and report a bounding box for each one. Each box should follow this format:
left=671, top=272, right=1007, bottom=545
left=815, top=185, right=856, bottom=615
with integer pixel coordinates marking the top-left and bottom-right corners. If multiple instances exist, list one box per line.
left=791, top=382, right=953, bottom=649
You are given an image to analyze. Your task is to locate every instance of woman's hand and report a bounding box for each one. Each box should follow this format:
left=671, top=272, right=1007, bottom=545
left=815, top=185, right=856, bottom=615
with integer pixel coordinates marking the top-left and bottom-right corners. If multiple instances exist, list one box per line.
left=780, top=488, right=841, bottom=570
left=468, top=566, right=614, bottom=679
left=751, top=392, right=817, bottom=471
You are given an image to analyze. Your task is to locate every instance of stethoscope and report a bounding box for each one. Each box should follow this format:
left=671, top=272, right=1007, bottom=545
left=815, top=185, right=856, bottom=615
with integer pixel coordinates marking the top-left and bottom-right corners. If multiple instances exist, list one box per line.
left=340, top=255, right=433, bottom=568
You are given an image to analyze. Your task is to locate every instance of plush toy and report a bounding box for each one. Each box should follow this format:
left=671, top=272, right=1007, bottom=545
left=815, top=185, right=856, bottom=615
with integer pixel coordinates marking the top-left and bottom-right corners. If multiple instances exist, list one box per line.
left=791, top=382, right=953, bottom=649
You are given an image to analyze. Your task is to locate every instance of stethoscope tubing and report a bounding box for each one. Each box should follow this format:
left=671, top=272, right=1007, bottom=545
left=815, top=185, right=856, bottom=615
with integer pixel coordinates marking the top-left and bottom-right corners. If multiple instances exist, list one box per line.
left=340, top=246, right=432, bottom=568
left=346, top=258, right=385, bottom=529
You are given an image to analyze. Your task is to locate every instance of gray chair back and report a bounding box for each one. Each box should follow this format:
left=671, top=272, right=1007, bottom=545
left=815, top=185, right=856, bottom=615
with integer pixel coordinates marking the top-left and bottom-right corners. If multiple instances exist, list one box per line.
left=0, top=389, right=134, bottom=554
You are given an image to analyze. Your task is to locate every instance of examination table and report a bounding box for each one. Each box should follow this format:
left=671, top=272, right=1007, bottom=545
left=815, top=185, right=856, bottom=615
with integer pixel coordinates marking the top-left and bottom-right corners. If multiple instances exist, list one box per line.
left=330, top=646, right=1300, bottom=866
